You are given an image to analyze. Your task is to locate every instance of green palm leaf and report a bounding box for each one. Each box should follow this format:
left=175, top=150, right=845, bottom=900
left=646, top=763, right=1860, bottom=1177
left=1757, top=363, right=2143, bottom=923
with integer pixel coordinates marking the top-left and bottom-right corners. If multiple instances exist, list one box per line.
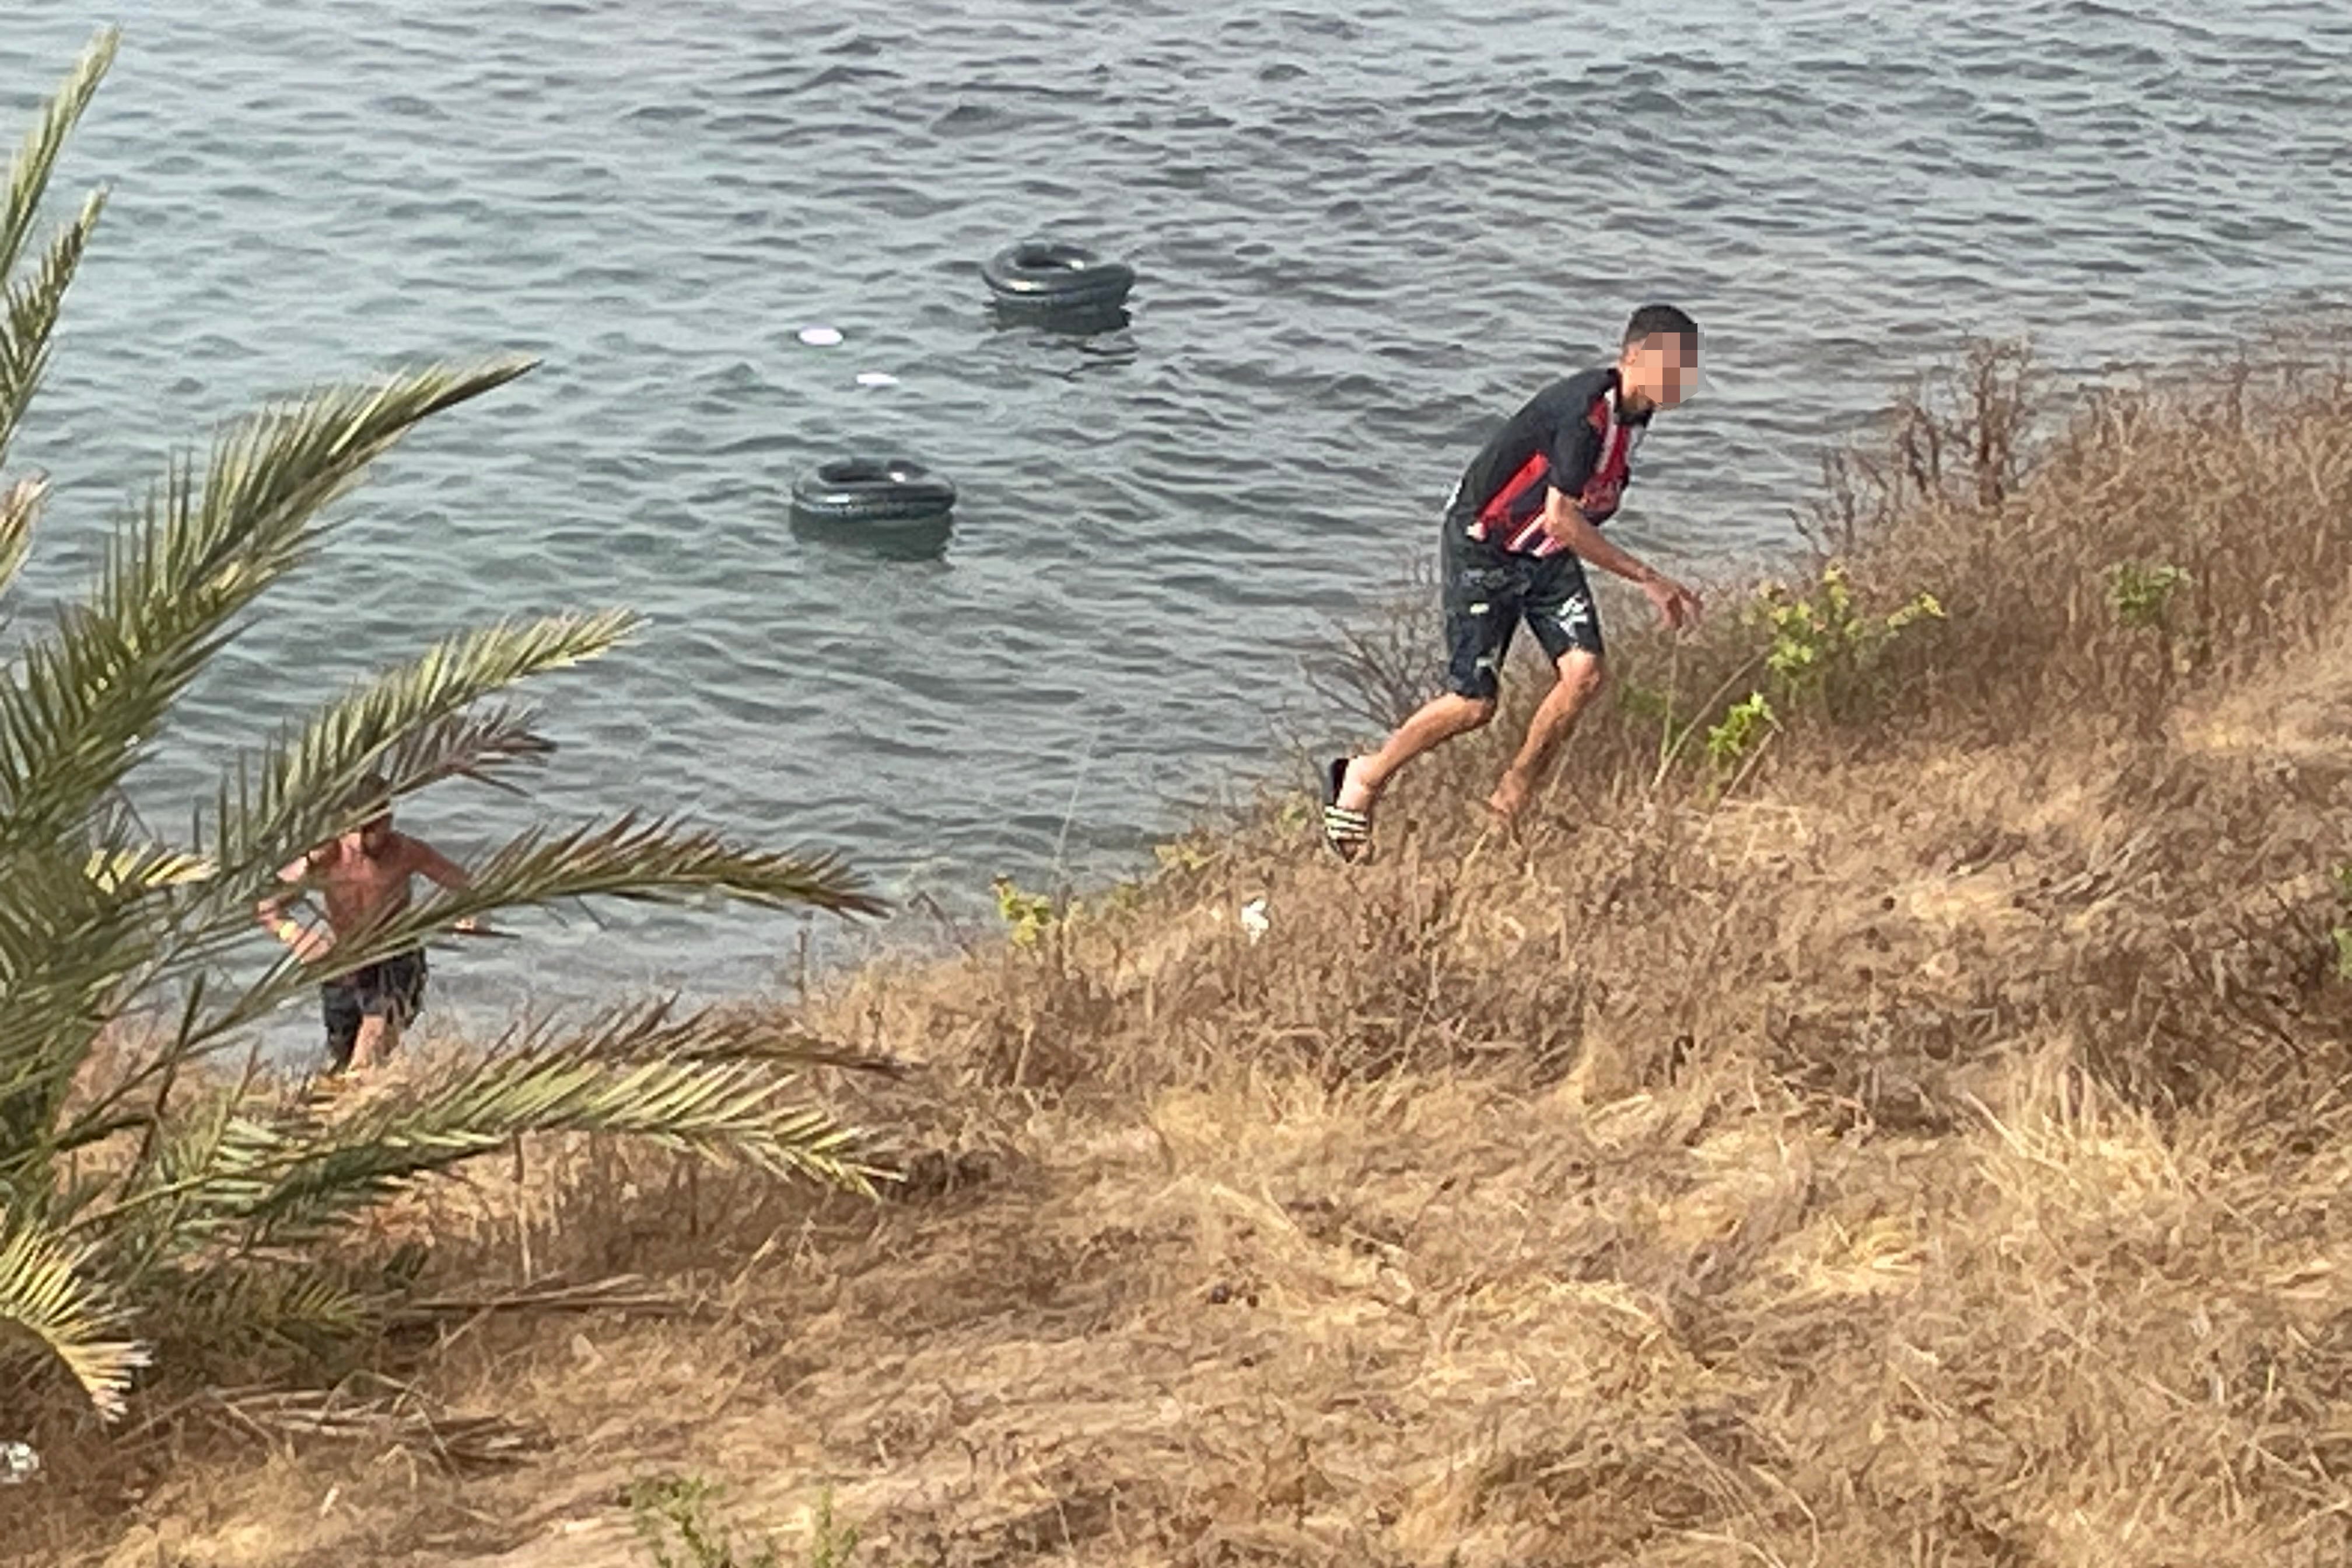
left=196, top=609, right=639, bottom=890
left=0, top=28, right=113, bottom=288
left=0, top=359, right=534, bottom=853
left=71, top=1060, right=255, bottom=1278
left=0, top=1206, right=149, bottom=1419
left=497, top=996, right=902, bottom=1074
left=5, top=617, right=625, bottom=1140
left=156, top=1261, right=382, bottom=1353
left=1, top=28, right=114, bottom=480
left=0, top=34, right=891, bottom=1424
left=0, top=845, right=172, bottom=1161
left=181, top=815, right=883, bottom=1052
left=0, top=187, right=104, bottom=475
left=198, top=1042, right=874, bottom=1245
left=80, top=842, right=218, bottom=897
left=1, top=467, right=48, bottom=601
left=446, top=813, right=884, bottom=916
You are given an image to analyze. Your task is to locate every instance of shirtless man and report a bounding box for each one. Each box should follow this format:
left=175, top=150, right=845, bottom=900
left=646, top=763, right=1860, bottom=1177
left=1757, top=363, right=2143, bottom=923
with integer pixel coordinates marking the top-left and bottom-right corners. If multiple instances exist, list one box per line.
left=257, top=774, right=475, bottom=1073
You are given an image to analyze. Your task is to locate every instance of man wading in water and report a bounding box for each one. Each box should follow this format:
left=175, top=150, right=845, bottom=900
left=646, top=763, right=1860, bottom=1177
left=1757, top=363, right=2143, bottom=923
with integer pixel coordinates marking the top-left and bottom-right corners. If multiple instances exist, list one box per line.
left=257, top=774, right=477, bottom=1074
left=1322, top=303, right=1705, bottom=860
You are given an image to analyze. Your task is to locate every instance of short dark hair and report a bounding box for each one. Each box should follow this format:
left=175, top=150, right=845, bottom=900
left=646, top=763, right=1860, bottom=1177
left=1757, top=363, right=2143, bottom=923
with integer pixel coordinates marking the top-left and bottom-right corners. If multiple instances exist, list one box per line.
left=343, top=770, right=393, bottom=817
left=1623, top=303, right=1698, bottom=348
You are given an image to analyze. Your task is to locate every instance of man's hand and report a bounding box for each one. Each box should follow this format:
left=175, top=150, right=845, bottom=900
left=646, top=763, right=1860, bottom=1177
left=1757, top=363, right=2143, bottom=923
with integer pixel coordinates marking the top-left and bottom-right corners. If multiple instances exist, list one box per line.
left=1541, top=494, right=1704, bottom=630
left=279, top=921, right=333, bottom=963
left=262, top=898, right=332, bottom=963
left=1642, top=578, right=1704, bottom=631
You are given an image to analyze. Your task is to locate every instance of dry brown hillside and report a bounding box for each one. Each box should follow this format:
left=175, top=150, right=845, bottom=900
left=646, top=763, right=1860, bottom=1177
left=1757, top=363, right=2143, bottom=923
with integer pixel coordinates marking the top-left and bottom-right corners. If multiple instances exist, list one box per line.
left=12, top=342, right=2352, bottom=1567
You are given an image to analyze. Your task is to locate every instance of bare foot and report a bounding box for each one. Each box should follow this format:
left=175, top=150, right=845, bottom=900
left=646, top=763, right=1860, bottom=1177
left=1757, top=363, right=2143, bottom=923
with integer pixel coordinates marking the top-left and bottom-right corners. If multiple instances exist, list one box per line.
left=1485, top=771, right=1532, bottom=827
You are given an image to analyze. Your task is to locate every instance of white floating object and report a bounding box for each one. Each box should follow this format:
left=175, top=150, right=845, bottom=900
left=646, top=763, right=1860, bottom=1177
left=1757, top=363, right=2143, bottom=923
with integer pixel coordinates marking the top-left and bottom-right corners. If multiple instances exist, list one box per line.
left=855, top=371, right=900, bottom=387
left=797, top=326, right=844, bottom=346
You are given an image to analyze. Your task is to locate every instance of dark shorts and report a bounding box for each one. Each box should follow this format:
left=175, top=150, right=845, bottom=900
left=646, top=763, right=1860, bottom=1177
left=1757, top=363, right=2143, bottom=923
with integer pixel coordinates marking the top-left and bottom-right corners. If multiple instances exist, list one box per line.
left=320, top=948, right=428, bottom=1071
left=1439, top=511, right=1605, bottom=701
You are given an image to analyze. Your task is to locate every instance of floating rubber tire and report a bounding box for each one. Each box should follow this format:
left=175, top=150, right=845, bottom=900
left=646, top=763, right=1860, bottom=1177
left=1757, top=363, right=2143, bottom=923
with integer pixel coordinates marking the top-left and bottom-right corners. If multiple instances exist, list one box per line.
left=981, top=241, right=1136, bottom=313
left=790, top=457, right=956, bottom=523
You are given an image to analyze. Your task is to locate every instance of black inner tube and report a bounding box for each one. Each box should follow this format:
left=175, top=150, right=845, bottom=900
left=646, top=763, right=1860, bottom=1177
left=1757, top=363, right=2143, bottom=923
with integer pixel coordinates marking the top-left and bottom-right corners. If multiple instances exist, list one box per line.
left=984, top=242, right=1135, bottom=304
left=792, top=456, right=956, bottom=520
left=1012, top=244, right=1087, bottom=272
left=818, top=458, right=930, bottom=487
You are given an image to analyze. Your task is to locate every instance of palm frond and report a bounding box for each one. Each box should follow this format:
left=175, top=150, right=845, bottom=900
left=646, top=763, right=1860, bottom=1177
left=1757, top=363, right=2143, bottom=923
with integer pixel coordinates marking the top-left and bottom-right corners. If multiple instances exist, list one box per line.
left=0, top=186, right=105, bottom=473
left=387, top=1272, right=689, bottom=1331
left=447, top=814, right=887, bottom=918
left=194, top=1043, right=874, bottom=1245
left=0, top=829, right=231, bottom=1170
left=81, top=842, right=218, bottom=897
left=498, top=995, right=906, bottom=1074
left=0, top=1205, right=149, bottom=1419
left=0, top=28, right=114, bottom=286
left=6, top=618, right=617, bottom=1123
left=71, top=1058, right=257, bottom=1279
left=0, top=845, right=170, bottom=1166
left=0, top=30, right=904, bottom=1416
left=0, top=359, right=534, bottom=851
left=197, top=1381, right=545, bottom=1470
left=0, top=474, right=47, bottom=600
left=182, top=816, right=883, bottom=1052
left=197, top=609, right=636, bottom=888
left=158, top=1261, right=382, bottom=1353
left=374, top=701, right=558, bottom=794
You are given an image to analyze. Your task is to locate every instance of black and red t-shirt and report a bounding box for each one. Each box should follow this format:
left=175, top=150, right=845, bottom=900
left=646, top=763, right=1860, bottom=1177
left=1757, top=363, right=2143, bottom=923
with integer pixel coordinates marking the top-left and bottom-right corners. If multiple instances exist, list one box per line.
left=1447, top=367, right=1650, bottom=558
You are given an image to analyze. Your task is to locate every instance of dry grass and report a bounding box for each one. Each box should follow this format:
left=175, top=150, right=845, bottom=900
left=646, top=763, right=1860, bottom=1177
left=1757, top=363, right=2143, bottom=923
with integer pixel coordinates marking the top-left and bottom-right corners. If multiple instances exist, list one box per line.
left=10, top=342, right=2352, bottom=1567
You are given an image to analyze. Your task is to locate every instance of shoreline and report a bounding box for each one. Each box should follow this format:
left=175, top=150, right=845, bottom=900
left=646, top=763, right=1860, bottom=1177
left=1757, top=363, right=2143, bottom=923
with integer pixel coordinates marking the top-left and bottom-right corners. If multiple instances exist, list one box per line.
left=16, top=343, right=2352, bottom=1567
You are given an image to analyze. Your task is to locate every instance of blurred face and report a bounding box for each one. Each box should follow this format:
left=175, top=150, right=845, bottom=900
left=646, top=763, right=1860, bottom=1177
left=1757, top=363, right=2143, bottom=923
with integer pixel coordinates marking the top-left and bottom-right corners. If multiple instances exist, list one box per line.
left=1619, top=332, right=1700, bottom=410
left=356, top=813, right=394, bottom=855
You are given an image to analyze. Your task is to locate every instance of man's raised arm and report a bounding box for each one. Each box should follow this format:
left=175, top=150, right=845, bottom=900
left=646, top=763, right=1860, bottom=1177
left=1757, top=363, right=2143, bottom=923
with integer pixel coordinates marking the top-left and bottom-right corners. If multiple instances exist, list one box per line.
left=1539, top=489, right=1704, bottom=629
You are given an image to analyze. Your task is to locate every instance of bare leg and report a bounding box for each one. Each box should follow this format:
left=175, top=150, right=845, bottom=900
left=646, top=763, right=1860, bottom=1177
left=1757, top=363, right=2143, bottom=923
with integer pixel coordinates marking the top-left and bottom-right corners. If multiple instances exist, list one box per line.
left=1337, top=691, right=1496, bottom=813
left=346, top=1014, right=390, bottom=1074
left=1488, top=649, right=1605, bottom=824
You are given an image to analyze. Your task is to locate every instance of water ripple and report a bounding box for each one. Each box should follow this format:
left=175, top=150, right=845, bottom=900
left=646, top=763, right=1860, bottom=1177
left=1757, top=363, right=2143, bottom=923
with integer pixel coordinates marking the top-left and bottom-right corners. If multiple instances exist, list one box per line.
left=1, top=0, right=2347, bottom=1049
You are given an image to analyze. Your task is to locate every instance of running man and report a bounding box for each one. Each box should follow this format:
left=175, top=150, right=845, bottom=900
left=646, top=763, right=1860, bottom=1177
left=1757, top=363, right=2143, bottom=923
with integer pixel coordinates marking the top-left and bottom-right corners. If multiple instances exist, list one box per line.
left=1322, top=303, right=1705, bottom=859
left=257, top=774, right=476, bottom=1073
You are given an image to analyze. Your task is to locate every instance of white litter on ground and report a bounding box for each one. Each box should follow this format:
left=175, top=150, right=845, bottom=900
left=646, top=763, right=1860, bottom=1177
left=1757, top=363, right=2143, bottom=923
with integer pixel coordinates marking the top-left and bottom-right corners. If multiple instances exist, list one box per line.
left=1240, top=897, right=1270, bottom=944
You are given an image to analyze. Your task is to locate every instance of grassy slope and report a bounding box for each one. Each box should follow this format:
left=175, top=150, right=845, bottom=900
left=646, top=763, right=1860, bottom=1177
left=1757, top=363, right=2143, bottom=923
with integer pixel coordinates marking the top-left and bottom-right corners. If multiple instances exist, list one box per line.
left=15, top=346, right=2352, bottom=1567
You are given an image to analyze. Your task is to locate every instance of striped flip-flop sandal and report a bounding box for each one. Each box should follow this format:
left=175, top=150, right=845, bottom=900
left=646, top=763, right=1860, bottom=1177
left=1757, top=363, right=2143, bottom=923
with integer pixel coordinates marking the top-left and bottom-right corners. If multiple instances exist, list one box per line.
left=1321, top=756, right=1372, bottom=863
